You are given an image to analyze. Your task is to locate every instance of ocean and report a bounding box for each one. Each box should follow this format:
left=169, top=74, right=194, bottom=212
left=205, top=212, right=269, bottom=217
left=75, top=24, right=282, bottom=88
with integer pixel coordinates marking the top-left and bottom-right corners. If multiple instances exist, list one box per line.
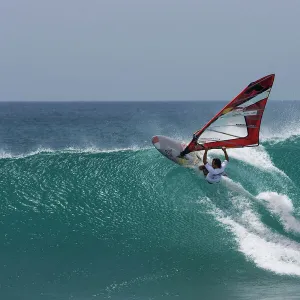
left=1, top=100, right=300, bottom=300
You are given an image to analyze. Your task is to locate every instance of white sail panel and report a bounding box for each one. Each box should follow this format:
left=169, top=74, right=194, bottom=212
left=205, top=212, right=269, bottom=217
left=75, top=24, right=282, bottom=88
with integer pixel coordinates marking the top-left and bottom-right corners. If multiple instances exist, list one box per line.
left=198, top=112, right=248, bottom=142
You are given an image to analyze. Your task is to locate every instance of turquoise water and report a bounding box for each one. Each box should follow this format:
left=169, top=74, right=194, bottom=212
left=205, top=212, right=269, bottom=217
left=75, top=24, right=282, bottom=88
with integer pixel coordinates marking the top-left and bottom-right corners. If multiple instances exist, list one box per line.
left=1, top=101, right=300, bottom=299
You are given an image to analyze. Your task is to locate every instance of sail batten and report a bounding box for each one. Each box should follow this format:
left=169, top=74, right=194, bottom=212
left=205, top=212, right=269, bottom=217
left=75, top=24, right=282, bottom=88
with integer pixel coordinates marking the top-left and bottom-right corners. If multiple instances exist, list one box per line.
left=206, top=129, right=244, bottom=139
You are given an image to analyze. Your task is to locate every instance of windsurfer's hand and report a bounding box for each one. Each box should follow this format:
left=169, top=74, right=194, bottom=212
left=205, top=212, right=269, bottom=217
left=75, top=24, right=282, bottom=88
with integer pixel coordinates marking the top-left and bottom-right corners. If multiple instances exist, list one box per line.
left=222, top=147, right=227, bottom=152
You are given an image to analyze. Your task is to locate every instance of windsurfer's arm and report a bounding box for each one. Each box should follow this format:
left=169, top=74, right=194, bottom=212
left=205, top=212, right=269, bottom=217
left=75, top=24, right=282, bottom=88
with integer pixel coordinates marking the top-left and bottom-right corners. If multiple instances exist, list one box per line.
left=222, top=147, right=229, bottom=161
left=203, top=148, right=208, bottom=165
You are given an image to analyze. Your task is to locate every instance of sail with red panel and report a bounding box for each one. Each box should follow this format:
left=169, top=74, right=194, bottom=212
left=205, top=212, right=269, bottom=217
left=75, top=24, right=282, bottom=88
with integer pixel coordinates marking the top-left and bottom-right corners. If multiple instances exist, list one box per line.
left=180, top=74, right=275, bottom=155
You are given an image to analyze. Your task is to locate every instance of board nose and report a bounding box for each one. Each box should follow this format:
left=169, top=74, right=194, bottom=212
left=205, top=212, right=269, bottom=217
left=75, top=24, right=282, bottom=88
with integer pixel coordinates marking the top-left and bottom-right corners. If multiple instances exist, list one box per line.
left=152, top=136, right=159, bottom=144
left=152, top=136, right=161, bottom=150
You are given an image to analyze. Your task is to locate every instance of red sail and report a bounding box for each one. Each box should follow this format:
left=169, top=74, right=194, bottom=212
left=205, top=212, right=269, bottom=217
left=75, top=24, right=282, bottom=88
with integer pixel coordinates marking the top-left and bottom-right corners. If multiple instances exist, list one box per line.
left=184, top=74, right=275, bottom=153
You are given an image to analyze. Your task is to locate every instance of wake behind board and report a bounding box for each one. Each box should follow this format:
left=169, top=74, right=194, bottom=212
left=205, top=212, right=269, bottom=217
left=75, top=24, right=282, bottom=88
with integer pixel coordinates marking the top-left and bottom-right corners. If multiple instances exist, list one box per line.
left=152, top=135, right=201, bottom=168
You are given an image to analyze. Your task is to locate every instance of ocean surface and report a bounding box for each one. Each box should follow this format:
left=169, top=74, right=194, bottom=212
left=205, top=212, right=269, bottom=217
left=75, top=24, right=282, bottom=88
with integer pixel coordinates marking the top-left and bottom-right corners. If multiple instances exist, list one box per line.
left=1, top=100, right=300, bottom=300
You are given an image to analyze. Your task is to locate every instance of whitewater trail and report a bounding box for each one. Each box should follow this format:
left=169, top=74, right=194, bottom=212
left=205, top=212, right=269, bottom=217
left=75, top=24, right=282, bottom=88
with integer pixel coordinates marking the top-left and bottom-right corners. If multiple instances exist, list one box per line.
left=256, top=192, right=300, bottom=235
left=199, top=181, right=300, bottom=277
left=222, top=178, right=300, bottom=235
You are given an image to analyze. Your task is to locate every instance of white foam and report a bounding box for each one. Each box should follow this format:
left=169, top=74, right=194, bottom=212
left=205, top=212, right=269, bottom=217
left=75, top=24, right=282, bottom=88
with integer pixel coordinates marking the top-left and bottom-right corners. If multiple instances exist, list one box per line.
left=222, top=177, right=255, bottom=200
left=201, top=184, right=300, bottom=276
left=256, top=192, right=300, bottom=234
left=205, top=146, right=289, bottom=179
left=220, top=215, right=300, bottom=276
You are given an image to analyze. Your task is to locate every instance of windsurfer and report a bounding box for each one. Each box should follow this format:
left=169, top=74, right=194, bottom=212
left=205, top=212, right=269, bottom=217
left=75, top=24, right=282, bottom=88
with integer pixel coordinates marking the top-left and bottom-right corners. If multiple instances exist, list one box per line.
left=199, top=147, right=229, bottom=184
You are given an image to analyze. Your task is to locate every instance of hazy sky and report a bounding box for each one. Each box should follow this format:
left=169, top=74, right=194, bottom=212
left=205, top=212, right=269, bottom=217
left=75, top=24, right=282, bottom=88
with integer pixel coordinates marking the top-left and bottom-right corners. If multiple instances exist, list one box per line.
left=1, top=0, right=299, bottom=101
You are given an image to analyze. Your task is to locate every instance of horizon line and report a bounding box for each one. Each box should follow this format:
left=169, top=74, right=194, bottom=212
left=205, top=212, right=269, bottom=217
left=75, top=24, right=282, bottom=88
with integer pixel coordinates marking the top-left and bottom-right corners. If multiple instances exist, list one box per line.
left=0, top=99, right=295, bottom=103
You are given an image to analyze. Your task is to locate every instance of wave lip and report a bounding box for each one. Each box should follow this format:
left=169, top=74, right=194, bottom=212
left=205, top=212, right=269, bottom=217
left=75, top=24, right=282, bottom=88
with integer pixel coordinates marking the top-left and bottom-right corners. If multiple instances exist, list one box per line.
left=0, top=145, right=152, bottom=159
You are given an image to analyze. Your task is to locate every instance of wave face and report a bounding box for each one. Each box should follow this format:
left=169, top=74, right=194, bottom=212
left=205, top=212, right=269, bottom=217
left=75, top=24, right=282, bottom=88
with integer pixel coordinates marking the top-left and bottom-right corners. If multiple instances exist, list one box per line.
left=1, top=101, right=300, bottom=300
